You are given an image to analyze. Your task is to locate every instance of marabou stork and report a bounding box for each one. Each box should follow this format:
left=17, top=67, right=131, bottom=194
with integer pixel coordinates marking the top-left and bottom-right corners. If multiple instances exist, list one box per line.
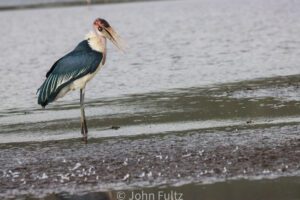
left=37, top=18, right=125, bottom=143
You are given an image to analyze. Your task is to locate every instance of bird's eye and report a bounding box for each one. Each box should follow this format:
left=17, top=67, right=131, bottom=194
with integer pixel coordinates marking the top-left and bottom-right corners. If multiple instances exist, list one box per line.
left=98, top=27, right=103, bottom=32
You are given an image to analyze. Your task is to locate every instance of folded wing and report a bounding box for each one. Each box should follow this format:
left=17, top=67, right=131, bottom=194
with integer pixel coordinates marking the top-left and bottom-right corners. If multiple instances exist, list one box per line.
left=37, top=41, right=102, bottom=107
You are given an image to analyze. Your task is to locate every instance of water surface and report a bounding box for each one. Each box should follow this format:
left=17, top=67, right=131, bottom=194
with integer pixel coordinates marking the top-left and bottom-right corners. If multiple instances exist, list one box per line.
left=0, top=0, right=299, bottom=199
left=0, top=0, right=299, bottom=111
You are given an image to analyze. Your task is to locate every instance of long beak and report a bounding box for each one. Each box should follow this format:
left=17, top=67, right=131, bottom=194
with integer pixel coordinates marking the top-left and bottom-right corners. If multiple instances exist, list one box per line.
left=103, top=27, right=126, bottom=53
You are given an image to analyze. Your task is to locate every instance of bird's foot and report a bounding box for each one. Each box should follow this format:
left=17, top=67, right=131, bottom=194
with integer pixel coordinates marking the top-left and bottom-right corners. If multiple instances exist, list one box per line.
left=84, top=119, right=88, bottom=134
left=80, top=119, right=88, bottom=144
left=81, top=128, right=88, bottom=144
left=81, top=121, right=88, bottom=135
left=81, top=127, right=84, bottom=136
left=82, top=135, right=88, bottom=144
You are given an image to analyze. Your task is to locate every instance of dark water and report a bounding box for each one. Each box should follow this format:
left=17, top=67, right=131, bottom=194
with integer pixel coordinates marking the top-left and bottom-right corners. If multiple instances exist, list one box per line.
left=0, top=0, right=79, bottom=7
left=0, top=0, right=153, bottom=10
left=22, top=177, right=300, bottom=200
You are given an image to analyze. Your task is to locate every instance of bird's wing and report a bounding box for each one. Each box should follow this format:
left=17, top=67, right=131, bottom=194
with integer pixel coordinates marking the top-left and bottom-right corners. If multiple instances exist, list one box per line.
left=46, top=40, right=97, bottom=78
left=38, top=49, right=102, bottom=107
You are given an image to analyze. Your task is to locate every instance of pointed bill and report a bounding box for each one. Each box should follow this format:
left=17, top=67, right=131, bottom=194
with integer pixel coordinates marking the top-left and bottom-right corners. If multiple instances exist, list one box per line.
left=103, top=27, right=127, bottom=53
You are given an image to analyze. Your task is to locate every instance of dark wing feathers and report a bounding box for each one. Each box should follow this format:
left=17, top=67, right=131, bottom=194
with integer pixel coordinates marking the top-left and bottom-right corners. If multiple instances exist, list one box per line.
left=46, top=40, right=94, bottom=78
left=37, top=40, right=102, bottom=107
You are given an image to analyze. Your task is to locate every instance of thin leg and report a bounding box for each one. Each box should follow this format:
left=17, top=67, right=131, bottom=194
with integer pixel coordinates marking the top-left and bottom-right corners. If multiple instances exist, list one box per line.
left=80, top=88, right=88, bottom=143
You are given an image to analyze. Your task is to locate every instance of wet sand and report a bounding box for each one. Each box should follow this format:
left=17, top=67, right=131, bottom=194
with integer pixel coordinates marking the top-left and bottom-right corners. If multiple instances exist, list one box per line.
left=1, top=125, right=300, bottom=199
left=1, top=75, right=300, bottom=199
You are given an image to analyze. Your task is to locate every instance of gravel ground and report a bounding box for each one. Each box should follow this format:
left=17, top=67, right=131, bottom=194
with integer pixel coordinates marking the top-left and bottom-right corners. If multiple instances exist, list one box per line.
left=1, top=123, right=299, bottom=198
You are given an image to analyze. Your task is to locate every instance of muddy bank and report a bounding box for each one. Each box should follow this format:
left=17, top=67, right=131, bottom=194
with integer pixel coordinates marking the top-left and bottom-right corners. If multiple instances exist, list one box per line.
left=0, top=75, right=300, bottom=199
left=1, top=123, right=300, bottom=198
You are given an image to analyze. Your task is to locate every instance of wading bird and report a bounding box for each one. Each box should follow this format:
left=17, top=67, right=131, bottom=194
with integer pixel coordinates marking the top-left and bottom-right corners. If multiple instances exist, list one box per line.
left=37, top=18, right=125, bottom=143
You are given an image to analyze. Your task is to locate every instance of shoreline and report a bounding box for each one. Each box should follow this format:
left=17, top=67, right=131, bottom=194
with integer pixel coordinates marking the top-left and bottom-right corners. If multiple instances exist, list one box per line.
left=0, top=0, right=162, bottom=11
left=1, top=123, right=299, bottom=198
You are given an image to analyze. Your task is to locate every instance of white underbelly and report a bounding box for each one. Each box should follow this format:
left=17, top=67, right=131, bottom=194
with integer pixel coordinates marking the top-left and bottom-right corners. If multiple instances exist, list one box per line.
left=56, top=64, right=103, bottom=100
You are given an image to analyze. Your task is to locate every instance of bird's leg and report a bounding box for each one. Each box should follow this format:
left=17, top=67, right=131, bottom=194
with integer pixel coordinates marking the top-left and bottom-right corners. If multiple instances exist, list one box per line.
left=82, top=89, right=88, bottom=134
left=80, top=89, right=84, bottom=135
left=80, top=88, right=88, bottom=143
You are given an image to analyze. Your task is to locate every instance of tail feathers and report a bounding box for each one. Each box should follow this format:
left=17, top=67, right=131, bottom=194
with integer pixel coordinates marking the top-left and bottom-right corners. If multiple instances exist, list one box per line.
left=37, top=69, right=87, bottom=107
left=37, top=74, right=60, bottom=107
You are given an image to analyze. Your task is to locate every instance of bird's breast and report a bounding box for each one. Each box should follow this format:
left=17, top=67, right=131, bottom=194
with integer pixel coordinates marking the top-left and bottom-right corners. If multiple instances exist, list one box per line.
left=70, top=63, right=103, bottom=91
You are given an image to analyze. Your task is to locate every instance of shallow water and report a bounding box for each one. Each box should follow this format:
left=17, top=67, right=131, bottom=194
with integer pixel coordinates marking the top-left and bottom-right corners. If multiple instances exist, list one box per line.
left=1, top=74, right=299, bottom=143
left=23, top=176, right=300, bottom=200
left=0, top=0, right=299, bottom=138
left=0, top=0, right=300, bottom=111
left=0, top=0, right=300, bottom=199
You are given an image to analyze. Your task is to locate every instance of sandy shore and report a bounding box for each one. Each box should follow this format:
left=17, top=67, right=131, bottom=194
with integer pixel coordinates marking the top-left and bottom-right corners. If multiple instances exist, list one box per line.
left=1, top=122, right=299, bottom=198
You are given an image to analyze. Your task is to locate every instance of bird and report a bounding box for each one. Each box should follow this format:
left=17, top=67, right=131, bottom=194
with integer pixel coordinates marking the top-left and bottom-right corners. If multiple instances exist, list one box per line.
left=37, top=18, right=125, bottom=143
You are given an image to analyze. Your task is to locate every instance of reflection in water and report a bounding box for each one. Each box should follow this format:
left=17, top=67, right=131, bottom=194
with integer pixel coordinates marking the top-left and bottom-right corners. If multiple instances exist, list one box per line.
left=42, top=192, right=113, bottom=200
left=28, top=177, right=300, bottom=200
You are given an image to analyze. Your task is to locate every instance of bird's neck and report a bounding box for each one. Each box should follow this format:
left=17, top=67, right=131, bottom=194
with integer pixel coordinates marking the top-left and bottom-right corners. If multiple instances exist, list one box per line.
left=85, top=31, right=106, bottom=53
left=85, top=31, right=107, bottom=64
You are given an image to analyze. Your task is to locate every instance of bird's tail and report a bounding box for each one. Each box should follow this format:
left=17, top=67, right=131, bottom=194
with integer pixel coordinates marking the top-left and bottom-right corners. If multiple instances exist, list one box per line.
left=37, top=74, right=59, bottom=107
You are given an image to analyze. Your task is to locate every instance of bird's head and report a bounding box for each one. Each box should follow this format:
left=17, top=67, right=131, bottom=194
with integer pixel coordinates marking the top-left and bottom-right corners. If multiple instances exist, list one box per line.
left=93, top=18, right=126, bottom=52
